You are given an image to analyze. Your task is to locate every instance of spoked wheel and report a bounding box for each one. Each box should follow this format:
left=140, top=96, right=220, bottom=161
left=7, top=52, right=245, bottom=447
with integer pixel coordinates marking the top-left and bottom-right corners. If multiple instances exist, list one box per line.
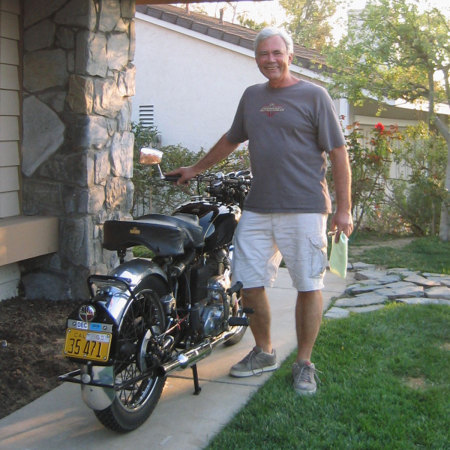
left=94, top=276, right=168, bottom=432
left=224, top=290, right=247, bottom=347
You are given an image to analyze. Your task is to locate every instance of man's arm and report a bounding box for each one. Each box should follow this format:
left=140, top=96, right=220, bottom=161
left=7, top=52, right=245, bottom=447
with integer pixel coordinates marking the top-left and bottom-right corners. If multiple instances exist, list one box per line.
left=167, top=133, right=240, bottom=184
left=329, top=145, right=353, bottom=239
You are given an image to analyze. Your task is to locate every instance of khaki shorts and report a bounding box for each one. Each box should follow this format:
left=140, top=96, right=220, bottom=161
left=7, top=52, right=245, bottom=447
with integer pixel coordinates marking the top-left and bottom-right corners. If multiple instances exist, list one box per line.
left=231, top=211, right=328, bottom=292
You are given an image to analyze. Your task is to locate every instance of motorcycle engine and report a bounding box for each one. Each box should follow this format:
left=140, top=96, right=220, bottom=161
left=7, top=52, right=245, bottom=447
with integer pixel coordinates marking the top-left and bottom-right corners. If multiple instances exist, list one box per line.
left=200, top=275, right=230, bottom=337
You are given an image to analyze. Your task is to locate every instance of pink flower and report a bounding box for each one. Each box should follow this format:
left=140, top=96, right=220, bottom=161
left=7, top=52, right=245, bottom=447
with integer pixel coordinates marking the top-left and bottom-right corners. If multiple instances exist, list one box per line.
left=375, top=122, right=385, bottom=132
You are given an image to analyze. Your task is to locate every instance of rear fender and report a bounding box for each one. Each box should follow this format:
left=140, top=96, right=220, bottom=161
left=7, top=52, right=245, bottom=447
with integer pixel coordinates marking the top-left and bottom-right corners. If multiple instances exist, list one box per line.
left=80, top=365, right=115, bottom=410
left=90, top=258, right=168, bottom=324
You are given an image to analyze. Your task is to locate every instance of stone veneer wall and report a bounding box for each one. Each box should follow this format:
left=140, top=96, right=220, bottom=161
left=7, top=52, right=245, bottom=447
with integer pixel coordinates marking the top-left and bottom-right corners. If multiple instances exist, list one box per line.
left=22, top=0, right=136, bottom=299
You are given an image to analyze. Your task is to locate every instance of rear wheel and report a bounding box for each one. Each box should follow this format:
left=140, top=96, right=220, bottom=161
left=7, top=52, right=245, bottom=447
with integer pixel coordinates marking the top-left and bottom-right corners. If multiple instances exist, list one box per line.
left=94, top=276, right=168, bottom=432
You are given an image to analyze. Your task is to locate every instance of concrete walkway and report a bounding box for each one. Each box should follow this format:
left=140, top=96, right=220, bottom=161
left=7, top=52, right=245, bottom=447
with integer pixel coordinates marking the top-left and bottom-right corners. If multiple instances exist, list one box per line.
left=0, top=269, right=347, bottom=450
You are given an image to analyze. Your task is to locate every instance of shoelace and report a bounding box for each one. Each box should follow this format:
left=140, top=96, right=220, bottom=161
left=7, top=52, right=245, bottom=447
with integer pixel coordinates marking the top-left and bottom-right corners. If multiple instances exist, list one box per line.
left=296, top=364, right=321, bottom=384
left=239, top=348, right=271, bottom=377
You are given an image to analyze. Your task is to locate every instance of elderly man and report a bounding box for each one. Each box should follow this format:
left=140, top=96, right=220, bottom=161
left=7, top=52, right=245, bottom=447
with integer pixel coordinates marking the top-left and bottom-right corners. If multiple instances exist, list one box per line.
left=168, top=27, right=353, bottom=395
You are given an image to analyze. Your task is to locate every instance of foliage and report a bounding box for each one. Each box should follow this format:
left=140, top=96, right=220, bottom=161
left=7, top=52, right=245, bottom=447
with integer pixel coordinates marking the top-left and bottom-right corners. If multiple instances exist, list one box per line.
left=325, top=0, right=449, bottom=109
left=280, top=0, right=340, bottom=51
left=237, top=14, right=272, bottom=31
left=207, top=303, right=450, bottom=449
left=339, top=120, right=446, bottom=236
left=330, top=120, right=401, bottom=234
left=324, top=0, right=450, bottom=240
left=132, top=123, right=205, bottom=215
left=131, top=123, right=250, bottom=216
left=386, top=123, right=447, bottom=235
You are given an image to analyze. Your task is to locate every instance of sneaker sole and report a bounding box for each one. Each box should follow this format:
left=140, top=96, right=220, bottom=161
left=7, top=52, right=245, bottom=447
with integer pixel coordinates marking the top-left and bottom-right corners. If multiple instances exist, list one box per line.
left=294, top=386, right=317, bottom=395
left=229, top=363, right=278, bottom=378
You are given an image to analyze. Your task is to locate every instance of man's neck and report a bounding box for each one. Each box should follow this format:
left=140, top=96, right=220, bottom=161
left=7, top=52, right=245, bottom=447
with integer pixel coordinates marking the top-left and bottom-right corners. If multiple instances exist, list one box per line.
left=268, top=75, right=300, bottom=89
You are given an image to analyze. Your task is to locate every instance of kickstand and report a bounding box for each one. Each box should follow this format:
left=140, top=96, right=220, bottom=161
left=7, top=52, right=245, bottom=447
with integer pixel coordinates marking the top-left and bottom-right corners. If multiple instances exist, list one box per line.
left=191, top=364, right=202, bottom=395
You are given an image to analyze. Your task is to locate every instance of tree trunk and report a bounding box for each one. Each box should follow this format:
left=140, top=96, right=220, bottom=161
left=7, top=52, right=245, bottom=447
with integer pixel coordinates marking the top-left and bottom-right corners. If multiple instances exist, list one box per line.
left=435, top=117, right=450, bottom=242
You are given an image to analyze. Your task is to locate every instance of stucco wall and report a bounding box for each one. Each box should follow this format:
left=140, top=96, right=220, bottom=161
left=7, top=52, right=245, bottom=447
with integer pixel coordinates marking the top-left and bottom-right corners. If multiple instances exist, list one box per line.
left=132, top=13, right=267, bottom=152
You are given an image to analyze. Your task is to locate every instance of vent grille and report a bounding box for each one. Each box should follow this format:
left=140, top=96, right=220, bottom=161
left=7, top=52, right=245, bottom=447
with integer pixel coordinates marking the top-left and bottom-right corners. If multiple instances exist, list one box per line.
left=139, top=104, right=154, bottom=127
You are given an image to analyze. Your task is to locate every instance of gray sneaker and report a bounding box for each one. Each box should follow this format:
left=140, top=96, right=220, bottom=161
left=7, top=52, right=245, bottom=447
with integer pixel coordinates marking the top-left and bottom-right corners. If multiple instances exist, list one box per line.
left=292, top=361, right=318, bottom=395
left=229, top=346, right=277, bottom=377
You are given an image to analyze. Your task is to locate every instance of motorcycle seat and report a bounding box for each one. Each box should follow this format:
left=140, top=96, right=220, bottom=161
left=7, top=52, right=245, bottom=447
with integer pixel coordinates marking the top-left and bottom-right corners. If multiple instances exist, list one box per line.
left=103, top=213, right=204, bottom=256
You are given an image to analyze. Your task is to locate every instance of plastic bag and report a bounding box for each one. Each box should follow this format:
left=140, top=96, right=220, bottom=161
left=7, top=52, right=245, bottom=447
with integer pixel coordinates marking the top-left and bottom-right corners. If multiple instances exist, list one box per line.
left=329, top=232, right=348, bottom=279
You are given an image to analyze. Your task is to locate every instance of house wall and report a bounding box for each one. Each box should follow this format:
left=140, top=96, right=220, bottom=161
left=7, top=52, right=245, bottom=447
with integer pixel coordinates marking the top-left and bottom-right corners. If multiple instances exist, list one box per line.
left=133, top=12, right=266, bottom=152
left=18, top=0, right=137, bottom=300
left=0, top=0, right=22, bottom=298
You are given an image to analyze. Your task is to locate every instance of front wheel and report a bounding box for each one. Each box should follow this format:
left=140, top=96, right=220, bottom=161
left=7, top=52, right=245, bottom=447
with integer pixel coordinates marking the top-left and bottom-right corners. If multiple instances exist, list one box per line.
left=94, top=276, right=168, bottom=432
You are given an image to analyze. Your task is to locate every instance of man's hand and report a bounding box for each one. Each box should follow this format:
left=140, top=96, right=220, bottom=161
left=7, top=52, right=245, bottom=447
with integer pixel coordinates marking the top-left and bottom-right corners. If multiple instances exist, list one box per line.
left=330, top=210, right=353, bottom=242
left=165, top=166, right=199, bottom=185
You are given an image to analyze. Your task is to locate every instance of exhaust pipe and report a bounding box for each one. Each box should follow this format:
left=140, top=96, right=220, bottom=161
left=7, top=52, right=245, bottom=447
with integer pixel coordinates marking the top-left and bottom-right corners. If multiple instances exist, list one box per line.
left=157, top=329, right=237, bottom=377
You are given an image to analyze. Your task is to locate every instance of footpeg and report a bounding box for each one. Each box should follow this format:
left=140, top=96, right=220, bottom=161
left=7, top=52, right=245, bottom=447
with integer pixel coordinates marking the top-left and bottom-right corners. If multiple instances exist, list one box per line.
left=242, top=307, right=254, bottom=314
left=228, top=317, right=249, bottom=326
left=227, top=281, right=243, bottom=295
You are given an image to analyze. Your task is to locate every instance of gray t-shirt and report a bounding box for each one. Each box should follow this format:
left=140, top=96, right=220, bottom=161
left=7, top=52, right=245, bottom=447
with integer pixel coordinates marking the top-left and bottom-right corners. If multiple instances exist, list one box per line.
left=226, top=80, right=345, bottom=214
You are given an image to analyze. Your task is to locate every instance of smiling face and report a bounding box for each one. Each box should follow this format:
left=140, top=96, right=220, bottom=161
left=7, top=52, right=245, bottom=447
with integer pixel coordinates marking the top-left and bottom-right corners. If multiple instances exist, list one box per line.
left=255, top=35, right=295, bottom=88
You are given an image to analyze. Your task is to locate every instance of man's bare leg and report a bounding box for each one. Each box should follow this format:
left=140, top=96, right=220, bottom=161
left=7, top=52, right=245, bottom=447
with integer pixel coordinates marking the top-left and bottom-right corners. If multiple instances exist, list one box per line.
left=242, top=287, right=272, bottom=354
left=295, top=290, right=323, bottom=362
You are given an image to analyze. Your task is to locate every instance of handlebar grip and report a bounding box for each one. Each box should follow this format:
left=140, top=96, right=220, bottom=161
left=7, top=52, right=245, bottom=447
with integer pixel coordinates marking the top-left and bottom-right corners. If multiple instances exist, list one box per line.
left=164, top=174, right=182, bottom=182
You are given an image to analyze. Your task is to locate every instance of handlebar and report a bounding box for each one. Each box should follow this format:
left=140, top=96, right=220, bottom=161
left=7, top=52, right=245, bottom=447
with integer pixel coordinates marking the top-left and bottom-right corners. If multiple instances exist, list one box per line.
left=163, top=174, right=182, bottom=182
left=163, top=170, right=252, bottom=208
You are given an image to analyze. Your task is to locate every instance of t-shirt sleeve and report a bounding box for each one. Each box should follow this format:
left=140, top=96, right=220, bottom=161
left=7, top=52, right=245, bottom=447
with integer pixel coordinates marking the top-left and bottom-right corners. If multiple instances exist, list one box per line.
left=316, top=88, right=346, bottom=153
left=226, top=91, right=248, bottom=144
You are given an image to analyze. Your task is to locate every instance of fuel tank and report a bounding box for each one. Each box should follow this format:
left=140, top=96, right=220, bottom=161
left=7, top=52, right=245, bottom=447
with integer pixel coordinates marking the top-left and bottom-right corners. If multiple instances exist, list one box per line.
left=174, top=198, right=241, bottom=251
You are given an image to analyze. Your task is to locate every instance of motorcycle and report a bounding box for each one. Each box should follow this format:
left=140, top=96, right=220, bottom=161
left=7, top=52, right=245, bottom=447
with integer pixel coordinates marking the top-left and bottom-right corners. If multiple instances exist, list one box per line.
left=59, top=148, right=252, bottom=432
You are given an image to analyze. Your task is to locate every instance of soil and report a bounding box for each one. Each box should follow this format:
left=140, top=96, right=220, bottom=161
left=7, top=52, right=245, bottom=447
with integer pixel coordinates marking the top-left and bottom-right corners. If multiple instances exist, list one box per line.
left=0, top=297, right=80, bottom=420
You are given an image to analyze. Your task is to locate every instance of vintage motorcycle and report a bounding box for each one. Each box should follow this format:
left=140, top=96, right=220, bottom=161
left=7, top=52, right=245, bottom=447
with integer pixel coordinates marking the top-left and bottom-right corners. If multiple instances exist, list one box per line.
left=59, top=148, right=252, bottom=432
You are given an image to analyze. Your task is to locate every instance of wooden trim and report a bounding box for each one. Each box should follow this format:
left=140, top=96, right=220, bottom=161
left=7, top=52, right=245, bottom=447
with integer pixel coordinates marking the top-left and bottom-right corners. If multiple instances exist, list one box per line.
left=0, top=216, right=58, bottom=266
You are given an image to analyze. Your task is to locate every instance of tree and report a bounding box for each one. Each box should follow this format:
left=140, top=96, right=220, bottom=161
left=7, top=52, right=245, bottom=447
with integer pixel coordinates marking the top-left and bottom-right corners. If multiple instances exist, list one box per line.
left=280, top=0, right=340, bottom=51
left=325, top=0, right=450, bottom=240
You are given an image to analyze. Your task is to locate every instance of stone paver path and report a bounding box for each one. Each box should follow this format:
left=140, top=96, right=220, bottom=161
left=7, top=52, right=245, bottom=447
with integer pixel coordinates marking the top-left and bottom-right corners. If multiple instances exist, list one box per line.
left=325, top=262, right=450, bottom=319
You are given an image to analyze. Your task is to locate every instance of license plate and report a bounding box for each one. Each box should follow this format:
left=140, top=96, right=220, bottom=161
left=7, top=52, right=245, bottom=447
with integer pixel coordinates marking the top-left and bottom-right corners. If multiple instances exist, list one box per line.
left=64, top=328, right=112, bottom=362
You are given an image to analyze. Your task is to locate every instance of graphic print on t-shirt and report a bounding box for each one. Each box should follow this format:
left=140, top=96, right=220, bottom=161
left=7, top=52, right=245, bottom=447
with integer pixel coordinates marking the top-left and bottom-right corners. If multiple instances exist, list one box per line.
left=259, top=103, right=285, bottom=118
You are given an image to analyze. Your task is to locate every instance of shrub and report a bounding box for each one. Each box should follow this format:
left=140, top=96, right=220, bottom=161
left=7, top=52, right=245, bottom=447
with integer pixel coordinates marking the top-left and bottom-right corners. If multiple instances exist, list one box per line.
left=131, top=123, right=250, bottom=216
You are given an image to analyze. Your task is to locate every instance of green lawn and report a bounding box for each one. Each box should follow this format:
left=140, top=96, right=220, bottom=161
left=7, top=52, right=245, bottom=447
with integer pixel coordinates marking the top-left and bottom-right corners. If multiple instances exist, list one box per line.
left=354, top=236, right=450, bottom=274
left=207, top=304, right=449, bottom=449
left=206, top=235, right=450, bottom=449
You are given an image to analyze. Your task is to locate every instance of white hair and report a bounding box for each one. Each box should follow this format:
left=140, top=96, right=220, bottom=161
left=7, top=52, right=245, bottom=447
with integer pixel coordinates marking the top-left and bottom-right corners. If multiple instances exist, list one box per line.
left=254, top=27, right=294, bottom=55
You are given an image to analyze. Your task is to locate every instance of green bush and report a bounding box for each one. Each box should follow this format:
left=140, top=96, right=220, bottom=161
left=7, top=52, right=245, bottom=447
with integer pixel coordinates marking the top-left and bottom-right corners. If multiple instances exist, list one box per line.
left=339, top=121, right=446, bottom=237
left=386, top=123, right=447, bottom=236
left=131, top=123, right=250, bottom=216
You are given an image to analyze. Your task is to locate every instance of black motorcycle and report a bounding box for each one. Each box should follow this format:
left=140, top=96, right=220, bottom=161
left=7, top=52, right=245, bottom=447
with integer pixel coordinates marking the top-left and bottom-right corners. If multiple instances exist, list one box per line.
left=59, top=148, right=252, bottom=432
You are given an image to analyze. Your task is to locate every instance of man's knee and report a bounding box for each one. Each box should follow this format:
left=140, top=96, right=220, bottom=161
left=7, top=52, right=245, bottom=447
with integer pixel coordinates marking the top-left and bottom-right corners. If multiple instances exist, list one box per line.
left=242, top=287, right=266, bottom=306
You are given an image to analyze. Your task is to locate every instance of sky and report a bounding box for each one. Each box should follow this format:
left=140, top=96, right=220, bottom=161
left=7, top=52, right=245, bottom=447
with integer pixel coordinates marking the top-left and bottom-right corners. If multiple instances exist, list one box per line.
left=192, top=0, right=449, bottom=41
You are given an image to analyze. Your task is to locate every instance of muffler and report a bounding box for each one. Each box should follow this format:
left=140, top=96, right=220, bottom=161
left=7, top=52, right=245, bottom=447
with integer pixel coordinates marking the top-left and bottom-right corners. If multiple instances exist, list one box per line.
left=157, top=329, right=236, bottom=376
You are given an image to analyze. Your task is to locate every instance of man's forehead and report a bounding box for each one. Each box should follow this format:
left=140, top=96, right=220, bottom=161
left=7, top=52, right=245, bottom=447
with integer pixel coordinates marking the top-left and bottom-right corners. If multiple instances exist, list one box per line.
left=256, top=35, right=288, bottom=52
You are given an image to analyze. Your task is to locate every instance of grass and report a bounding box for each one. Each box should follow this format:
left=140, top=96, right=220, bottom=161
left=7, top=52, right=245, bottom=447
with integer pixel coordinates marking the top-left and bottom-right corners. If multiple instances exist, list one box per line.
left=353, top=236, right=450, bottom=274
left=206, top=235, right=450, bottom=449
left=207, top=304, right=450, bottom=449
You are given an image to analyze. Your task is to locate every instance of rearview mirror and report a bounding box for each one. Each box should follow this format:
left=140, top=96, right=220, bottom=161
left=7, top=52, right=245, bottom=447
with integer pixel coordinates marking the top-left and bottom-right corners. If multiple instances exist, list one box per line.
left=140, top=147, right=163, bottom=165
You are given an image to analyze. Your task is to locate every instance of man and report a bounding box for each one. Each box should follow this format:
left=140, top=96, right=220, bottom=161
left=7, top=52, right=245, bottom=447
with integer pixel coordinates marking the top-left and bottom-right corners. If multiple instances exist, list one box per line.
left=168, top=27, right=353, bottom=395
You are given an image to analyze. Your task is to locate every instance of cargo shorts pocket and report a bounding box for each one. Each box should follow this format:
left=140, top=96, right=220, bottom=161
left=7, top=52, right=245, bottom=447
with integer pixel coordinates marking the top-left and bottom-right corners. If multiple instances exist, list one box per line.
left=309, top=235, right=328, bottom=278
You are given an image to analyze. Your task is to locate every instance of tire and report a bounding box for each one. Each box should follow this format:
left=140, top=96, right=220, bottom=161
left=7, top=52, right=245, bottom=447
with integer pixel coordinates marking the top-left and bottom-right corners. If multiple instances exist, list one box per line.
left=224, top=291, right=247, bottom=347
left=94, top=276, right=168, bottom=432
